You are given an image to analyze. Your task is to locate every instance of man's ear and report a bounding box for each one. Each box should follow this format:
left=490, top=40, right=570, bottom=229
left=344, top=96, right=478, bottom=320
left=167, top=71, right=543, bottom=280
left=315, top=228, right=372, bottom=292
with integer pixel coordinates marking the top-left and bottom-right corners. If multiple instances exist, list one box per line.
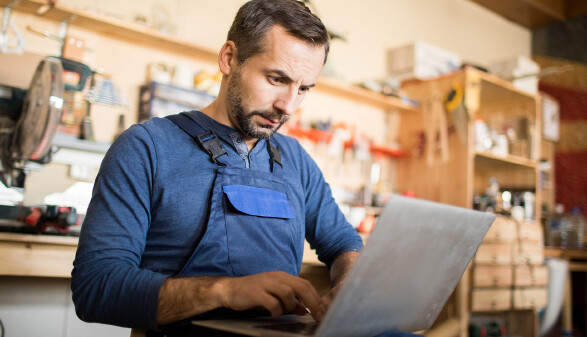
left=218, top=41, right=237, bottom=76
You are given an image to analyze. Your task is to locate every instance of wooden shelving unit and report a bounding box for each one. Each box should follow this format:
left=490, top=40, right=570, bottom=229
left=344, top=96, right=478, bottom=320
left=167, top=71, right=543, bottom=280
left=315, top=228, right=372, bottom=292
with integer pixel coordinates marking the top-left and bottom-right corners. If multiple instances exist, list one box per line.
left=397, top=67, right=542, bottom=337
left=0, top=0, right=418, bottom=113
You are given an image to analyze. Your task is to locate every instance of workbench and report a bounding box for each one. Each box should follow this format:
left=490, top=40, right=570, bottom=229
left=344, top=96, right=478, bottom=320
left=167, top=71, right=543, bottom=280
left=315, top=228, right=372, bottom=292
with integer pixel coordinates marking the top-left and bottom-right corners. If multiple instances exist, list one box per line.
left=0, top=232, right=327, bottom=278
left=0, top=232, right=78, bottom=278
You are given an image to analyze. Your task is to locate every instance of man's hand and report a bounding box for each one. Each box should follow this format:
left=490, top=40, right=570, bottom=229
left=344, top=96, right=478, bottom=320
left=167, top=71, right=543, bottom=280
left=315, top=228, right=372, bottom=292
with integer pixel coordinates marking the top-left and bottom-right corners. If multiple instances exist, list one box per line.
left=157, top=271, right=326, bottom=325
left=216, top=271, right=326, bottom=321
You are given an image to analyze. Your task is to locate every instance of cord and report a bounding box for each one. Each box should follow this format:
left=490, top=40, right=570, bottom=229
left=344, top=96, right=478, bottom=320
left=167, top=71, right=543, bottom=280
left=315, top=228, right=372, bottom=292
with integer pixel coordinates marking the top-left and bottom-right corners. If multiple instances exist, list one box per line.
left=0, top=317, right=5, bottom=337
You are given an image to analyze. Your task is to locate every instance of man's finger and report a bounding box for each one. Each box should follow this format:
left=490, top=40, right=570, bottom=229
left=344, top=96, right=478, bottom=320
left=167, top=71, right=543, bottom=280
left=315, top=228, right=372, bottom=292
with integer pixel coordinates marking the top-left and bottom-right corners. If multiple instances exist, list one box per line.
left=274, top=274, right=325, bottom=321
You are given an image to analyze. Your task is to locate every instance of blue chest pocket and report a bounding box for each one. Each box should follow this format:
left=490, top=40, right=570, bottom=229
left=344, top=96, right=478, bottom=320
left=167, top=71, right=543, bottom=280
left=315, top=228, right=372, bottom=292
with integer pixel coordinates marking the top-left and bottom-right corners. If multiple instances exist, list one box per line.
left=222, top=184, right=298, bottom=276
left=222, top=185, right=295, bottom=219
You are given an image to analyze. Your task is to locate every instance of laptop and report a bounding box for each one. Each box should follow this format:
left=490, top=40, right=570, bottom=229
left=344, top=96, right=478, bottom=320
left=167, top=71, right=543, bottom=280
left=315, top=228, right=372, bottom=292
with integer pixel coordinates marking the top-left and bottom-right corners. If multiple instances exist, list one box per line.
left=193, top=195, right=495, bottom=336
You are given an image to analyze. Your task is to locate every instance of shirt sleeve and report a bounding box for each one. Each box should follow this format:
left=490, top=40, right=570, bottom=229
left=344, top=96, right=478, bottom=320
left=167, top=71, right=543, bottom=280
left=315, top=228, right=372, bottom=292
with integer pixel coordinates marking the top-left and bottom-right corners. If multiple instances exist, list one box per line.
left=71, top=124, right=167, bottom=330
left=297, top=143, right=364, bottom=267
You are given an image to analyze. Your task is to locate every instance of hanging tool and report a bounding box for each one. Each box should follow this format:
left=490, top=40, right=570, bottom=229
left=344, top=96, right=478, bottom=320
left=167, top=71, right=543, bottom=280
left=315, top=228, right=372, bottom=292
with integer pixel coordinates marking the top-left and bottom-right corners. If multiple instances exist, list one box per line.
left=445, top=82, right=467, bottom=144
left=0, top=0, right=26, bottom=54
left=423, top=83, right=450, bottom=166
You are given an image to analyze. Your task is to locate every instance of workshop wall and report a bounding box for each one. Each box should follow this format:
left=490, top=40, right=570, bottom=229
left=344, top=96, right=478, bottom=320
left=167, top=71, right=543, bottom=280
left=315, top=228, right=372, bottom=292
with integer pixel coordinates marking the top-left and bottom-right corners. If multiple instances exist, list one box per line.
left=3, top=0, right=532, bottom=205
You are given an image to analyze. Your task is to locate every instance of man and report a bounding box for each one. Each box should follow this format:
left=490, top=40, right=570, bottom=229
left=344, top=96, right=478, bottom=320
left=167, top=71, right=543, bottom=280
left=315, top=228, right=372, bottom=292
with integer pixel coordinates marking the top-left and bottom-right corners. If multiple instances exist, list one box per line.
left=72, top=0, right=363, bottom=335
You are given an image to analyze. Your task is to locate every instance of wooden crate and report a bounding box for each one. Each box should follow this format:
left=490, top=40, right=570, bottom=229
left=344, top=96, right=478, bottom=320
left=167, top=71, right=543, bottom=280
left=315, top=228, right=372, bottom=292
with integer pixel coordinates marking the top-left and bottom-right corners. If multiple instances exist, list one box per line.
left=518, top=221, right=544, bottom=243
left=475, top=242, right=513, bottom=265
left=472, top=265, right=513, bottom=287
left=514, top=265, right=548, bottom=287
left=471, top=288, right=511, bottom=312
left=483, top=216, right=517, bottom=243
left=513, top=287, right=548, bottom=309
left=513, top=242, right=545, bottom=265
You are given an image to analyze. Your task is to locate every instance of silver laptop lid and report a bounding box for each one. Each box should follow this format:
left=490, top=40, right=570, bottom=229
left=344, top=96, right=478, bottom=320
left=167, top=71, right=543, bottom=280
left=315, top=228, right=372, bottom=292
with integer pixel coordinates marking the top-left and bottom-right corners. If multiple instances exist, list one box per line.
left=316, top=196, right=495, bottom=337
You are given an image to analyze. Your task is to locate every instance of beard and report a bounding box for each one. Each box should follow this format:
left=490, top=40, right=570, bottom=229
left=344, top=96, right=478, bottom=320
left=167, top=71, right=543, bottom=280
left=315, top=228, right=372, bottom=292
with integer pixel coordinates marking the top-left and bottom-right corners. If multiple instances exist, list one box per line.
left=226, top=69, right=288, bottom=140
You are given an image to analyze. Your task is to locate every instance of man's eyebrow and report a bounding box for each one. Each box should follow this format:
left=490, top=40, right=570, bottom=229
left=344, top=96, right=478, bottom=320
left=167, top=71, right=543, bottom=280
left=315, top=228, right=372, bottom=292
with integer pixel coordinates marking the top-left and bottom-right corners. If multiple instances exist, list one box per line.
left=268, top=69, right=316, bottom=88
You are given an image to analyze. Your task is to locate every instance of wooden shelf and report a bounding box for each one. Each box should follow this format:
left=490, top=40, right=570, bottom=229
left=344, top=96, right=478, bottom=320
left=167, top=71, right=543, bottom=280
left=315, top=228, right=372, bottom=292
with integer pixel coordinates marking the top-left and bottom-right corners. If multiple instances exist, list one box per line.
left=468, top=0, right=587, bottom=29
left=1, top=0, right=219, bottom=61
left=1, top=0, right=418, bottom=113
left=475, top=151, right=538, bottom=169
left=315, top=76, right=418, bottom=111
left=467, top=67, right=538, bottom=105
left=0, top=232, right=78, bottom=245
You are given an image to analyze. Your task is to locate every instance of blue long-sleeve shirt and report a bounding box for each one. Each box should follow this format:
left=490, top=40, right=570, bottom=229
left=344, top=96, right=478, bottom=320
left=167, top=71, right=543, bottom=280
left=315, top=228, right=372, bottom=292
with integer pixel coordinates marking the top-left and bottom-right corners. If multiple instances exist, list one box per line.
left=71, top=111, right=363, bottom=330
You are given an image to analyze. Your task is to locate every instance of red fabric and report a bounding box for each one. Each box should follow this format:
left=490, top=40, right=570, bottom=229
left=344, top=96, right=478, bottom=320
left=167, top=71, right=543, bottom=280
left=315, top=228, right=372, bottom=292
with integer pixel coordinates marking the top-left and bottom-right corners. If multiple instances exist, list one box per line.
left=539, top=84, right=587, bottom=122
left=539, top=83, right=587, bottom=215
left=555, top=152, right=587, bottom=215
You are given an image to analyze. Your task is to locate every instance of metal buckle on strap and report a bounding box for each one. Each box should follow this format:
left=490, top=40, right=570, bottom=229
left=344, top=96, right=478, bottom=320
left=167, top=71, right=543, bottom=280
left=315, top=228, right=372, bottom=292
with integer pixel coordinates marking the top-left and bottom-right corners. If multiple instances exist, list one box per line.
left=196, top=131, right=227, bottom=164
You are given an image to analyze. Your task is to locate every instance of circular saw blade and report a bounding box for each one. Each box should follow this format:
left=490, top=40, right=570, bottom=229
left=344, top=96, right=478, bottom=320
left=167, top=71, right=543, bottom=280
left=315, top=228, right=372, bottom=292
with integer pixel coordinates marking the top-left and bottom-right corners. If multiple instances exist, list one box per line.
left=16, top=57, right=64, bottom=161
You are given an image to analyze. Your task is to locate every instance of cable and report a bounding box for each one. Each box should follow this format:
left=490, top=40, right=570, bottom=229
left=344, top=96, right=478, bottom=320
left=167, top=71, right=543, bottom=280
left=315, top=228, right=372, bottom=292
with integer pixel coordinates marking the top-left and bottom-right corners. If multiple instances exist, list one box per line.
left=0, top=317, right=5, bottom=337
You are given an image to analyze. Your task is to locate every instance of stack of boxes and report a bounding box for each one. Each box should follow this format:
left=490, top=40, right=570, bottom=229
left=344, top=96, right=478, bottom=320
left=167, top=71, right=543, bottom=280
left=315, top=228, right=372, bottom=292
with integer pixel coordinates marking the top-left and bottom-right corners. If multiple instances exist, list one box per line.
left=488, top=56, right=540, bottom=95
left=471, top=216, right=548, bottom=312
left=387, top=41, right=462, bottom=81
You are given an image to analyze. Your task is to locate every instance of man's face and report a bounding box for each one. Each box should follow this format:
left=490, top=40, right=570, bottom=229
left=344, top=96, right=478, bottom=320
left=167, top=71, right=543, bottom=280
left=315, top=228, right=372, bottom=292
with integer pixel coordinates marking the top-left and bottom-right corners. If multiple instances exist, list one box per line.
left=225, top=25, right=325, bottom=140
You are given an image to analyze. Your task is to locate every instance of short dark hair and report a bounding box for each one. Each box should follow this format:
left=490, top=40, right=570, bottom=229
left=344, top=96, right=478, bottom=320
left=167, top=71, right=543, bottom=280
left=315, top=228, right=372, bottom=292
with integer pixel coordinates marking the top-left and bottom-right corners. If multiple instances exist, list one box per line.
left=227, top=0, right=330, bottom=65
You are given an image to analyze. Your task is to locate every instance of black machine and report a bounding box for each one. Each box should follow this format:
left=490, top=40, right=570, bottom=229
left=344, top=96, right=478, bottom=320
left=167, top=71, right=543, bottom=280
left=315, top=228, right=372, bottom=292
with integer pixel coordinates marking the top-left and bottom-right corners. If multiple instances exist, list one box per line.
left=0, top=56, right=64, bottom=187
left=0, top=56, right=87, bottom=235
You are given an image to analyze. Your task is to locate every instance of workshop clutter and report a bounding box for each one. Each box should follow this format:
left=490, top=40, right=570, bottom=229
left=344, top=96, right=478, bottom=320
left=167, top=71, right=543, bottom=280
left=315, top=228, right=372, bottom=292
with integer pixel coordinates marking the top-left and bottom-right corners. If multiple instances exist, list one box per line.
left=280, top=118, right=406, bottom=234
left=474, top=112, right=536, bottom=160
left=147, top=61, right=222, bottom=96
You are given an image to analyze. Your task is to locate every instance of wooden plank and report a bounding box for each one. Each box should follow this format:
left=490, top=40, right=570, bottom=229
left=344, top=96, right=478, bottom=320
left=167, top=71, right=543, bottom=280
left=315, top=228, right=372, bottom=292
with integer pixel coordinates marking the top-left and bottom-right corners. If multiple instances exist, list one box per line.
left=0, top=240, right=76, bottom=277
left=544, top=247, right=587, bottom=259
left=468, top=0, right=565, bottom=28
left=316, top=77, right=419, bottom=112
left=521, top=0, right=566, bottom=20
left=0, top=232, right=78, bottom=246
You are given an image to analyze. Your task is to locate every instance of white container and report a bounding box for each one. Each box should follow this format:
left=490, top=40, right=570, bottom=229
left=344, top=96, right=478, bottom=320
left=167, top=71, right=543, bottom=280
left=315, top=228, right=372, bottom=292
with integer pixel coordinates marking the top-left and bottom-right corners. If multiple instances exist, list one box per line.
left=489, top=56, right=540, bottom=95
left=387, top=41, right=461, bottom=81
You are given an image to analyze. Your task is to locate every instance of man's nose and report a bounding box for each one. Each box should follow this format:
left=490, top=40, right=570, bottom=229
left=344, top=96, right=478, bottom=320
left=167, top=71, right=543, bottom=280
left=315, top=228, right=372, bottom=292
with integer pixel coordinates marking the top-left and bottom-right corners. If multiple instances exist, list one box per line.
left=274, top=87, right=299, bottom=116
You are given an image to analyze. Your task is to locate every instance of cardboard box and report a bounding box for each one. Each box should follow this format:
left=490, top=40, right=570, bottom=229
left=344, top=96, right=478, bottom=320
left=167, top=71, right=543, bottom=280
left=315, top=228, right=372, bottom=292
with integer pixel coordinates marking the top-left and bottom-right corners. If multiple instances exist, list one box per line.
left=387, top=41, right=461, bottom=81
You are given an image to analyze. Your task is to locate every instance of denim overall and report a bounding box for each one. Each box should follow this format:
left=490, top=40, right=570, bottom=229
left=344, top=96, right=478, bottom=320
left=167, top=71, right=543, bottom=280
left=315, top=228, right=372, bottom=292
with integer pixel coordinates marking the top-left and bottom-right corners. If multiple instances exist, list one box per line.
left=167, top=112, right=303, bottom=277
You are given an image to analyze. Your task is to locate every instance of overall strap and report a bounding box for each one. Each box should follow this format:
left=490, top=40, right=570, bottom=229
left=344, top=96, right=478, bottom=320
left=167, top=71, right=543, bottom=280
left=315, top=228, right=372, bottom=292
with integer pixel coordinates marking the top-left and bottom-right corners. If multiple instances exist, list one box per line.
left=167, top=113, right=227, bottom=165
left=267, top=138, right=283, bottom=173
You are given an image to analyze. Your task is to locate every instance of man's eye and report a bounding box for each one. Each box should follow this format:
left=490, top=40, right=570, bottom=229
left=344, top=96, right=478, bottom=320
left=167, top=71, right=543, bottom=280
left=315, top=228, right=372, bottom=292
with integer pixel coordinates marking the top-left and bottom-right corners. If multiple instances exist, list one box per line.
left=269, top=76, right=284, bottom=84
left=299, top=87, right=311, bottom=94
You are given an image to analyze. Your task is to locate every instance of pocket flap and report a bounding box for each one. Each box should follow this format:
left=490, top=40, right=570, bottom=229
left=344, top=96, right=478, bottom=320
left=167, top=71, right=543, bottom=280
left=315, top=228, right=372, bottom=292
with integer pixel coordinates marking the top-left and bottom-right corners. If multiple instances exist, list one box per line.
left=223, top=185, right=295, bottom=219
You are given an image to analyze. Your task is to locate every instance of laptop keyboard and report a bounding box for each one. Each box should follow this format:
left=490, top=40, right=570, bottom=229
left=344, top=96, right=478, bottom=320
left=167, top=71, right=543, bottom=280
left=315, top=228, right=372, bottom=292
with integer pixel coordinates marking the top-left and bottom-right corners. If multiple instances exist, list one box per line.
left=255, top=321, right=319, bottom=335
